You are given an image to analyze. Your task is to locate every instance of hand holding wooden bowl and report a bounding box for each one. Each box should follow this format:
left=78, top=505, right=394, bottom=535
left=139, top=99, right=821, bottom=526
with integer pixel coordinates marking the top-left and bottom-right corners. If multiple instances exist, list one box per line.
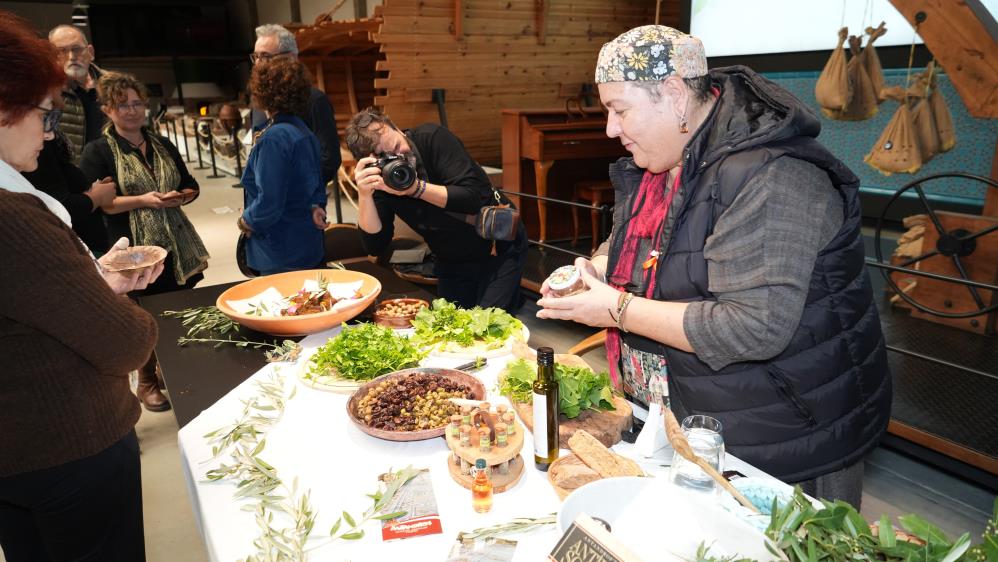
left=98, top=245, right=168, bottom=274
left=372, top=298, right=429, bottom=328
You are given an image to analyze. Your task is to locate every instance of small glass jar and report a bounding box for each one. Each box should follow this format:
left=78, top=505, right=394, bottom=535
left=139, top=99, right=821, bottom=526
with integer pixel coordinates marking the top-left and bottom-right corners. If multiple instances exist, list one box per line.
left=479, top=434, right=491, bottom=452
left=495, top=423, right=508, bottom=447
left=546, top=265, right=587, bottom=298
left=478, top=402, right=491, bottom=414
left=460, top=425, right=472, bottom=447
left=449, top=415, right=462, bottom=438
left=461, top=405, right=472, bottom=426
left=503, top=412, right=516, bottom=434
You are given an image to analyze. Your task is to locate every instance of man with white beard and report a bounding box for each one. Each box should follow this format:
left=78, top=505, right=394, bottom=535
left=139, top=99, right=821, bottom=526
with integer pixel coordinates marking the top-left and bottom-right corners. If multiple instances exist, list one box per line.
left=48, top=25, right=106, bottom=162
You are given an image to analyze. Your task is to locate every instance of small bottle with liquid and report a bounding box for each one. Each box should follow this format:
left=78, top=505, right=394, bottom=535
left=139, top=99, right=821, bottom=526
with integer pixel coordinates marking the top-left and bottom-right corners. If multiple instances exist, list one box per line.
left=533, top=346, right=560, bottom=471
left=471, top=458, right=493, bottom=513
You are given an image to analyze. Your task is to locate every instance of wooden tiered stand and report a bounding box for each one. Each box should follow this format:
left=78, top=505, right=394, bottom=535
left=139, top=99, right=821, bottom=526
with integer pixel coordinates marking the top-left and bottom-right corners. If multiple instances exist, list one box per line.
left=445, top=405, right=525, bottom=493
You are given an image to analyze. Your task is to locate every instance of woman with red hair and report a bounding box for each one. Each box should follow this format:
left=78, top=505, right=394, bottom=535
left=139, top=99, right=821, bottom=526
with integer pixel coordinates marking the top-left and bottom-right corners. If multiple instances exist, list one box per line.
left=0, top=11, right=159, bottom=561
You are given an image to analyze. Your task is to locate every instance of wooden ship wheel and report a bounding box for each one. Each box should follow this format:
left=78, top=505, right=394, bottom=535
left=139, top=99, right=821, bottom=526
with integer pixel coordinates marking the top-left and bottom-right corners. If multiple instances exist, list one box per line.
left=444, top=403, right=525, bottom=493
left=875, top=172, right=998, bottom=334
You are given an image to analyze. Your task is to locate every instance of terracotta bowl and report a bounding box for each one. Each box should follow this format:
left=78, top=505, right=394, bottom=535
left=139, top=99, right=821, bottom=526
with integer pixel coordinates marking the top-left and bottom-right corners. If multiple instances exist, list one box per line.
left=372, top=298, right=429, bottom=328
left=346, top=368, right=486, bottom=441
left=215, top=269, right=381, bottom=336
left=100, top=245, right=167, bottom=273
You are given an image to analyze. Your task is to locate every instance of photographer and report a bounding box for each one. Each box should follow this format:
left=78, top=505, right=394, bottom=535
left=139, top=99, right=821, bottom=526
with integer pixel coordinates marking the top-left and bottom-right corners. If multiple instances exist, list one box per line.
left=347, top=108, right=526, bottom=313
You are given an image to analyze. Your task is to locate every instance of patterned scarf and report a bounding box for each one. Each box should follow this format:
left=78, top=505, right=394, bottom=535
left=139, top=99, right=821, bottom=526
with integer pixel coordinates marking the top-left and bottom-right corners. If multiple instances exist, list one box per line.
left=105, top=127, right=209, bottom=284
left=605, top=169, right=680, bottom=384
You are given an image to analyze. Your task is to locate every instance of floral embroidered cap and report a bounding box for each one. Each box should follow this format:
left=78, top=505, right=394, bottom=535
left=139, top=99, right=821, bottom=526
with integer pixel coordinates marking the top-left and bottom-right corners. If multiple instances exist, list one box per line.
left=595, top=25, right=708, bottom=83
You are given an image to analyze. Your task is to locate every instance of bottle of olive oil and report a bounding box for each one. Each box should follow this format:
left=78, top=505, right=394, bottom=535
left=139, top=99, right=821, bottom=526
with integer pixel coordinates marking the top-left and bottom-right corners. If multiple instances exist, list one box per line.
left=533, top=346, right=559, bottom=471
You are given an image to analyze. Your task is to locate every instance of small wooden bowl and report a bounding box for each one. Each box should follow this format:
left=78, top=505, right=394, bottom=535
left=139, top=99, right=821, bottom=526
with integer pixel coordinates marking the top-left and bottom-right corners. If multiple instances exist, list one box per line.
left=372, top=298, right=429, bottom=328
left=100, top=245, right=167, bottom=273
left=346, top=368, right=485, bottom=441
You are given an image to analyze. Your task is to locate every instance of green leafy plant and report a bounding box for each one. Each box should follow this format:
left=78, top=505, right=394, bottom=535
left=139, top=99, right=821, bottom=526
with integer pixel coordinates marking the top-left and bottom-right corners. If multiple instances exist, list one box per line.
left=163, top=306, right=240, bottom=338
left=324, top=466, right=421, bottom=542
left=697, top=489, right=997, bottom=562
left=410, top=298, right=523, bottom=351
left=498, top=358, right=615, bottom=418
left=178, top=337, right=303, bottom=363
left=460, top=513, right=557, bottom=540
left=305, top=323, right=424, bottom=382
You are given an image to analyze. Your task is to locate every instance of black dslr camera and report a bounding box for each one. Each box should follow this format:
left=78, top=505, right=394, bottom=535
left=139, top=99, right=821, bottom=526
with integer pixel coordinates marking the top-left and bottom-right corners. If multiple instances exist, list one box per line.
left=370, top=153, right=417, bottom=191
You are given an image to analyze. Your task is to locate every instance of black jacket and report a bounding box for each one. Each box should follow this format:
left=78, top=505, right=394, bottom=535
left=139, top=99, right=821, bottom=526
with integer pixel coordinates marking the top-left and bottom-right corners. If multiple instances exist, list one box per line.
left=605, top=66, right=891, bottom=482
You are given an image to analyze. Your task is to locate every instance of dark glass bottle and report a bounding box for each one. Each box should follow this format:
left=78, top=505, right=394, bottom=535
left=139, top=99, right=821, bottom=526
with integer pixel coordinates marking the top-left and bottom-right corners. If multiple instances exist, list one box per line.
left=533, top=346, right=559, bottom=471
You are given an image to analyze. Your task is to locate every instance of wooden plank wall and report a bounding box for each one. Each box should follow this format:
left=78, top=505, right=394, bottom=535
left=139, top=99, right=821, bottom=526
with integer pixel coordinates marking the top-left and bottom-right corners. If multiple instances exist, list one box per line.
left=374, top=0, right=676, bottom=164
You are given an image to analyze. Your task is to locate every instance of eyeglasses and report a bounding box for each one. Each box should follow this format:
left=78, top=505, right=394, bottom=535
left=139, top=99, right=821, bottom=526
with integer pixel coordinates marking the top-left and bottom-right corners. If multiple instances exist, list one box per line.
left=56, top=44, right=87, bottom=58
left=34, top=105, right=62, bottom=133
left=249, top=50, right=293, bottom=64
left=115, top=101, right=147, bottom=114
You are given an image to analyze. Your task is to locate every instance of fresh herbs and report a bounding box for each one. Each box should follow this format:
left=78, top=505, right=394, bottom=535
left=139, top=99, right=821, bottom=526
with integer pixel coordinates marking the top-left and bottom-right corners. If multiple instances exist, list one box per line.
left=499, top=359, right=615, bottom=418
left=201, top=372, right=316, bottom=561
left=178, top=337, right=303, bottom=363
left=325, top=466, right=421, bottom=542
left=163, top=306, right=240, bottom=338
left=306, top=323, right=424, bottom=382
left=748, top=488, right=996, bottom=562
left=410, top=298, right=523, bottom=351
left=162, top=306, right=302, bottom=362
left=461, top=513, right=557, bottom=540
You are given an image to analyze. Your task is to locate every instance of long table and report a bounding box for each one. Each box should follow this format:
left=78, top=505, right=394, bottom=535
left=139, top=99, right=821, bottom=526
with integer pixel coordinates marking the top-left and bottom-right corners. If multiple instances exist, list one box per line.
left=140, top=261, right=436, bottom=427
left=176, top=331, right=778, bottom=561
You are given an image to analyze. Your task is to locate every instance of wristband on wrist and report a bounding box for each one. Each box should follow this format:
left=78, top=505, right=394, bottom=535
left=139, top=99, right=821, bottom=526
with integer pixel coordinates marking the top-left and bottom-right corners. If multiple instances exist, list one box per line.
left=411, top=178, right=427, bottom=199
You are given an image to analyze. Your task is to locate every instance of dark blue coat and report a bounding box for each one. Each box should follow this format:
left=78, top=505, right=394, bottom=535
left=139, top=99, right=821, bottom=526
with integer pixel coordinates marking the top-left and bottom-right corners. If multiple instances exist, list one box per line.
left=242, top=114, right=326, bottom=274
left=605, top=66, right=891, bottom=482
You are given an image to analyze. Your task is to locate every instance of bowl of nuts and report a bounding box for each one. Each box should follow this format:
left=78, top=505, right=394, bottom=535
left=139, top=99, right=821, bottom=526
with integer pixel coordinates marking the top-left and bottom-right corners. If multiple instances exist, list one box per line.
left=347, top=368, right=485, bottom=441
left=372, top=298, right=429, bottom=328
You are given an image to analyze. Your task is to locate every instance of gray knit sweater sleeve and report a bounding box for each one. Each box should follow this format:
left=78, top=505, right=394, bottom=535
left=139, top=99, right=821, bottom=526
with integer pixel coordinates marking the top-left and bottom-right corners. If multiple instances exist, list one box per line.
left=683, top=157, right=844, bottom=370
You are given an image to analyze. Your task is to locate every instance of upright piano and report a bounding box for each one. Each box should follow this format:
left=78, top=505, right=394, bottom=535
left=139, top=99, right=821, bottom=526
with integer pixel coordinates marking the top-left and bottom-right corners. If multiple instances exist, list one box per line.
left=501, top=108, right=628, bottom=243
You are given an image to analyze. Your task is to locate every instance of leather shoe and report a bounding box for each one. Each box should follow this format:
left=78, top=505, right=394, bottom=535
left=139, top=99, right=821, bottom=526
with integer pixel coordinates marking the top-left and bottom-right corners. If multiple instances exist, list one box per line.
left=138, top=362, right=171, bottom=412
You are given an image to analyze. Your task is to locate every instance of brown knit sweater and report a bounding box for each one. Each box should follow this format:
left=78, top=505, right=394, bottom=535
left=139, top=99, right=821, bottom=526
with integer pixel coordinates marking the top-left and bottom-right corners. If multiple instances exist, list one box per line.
left=0, top=190, right=157, bottom=477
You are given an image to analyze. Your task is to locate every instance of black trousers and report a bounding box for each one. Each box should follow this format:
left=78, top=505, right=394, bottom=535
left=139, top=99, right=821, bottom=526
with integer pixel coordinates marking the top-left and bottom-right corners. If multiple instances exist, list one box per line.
left=0, top=431, right=145, bottom=562
left=435, top=226, right=528, bottom=314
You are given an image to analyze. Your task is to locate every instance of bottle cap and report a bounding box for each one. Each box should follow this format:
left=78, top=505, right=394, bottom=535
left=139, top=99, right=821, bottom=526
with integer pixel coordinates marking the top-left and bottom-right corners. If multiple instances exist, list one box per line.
left=537, top=347, right=555, bottom=365
left=475, top=458, right=487, bottom=469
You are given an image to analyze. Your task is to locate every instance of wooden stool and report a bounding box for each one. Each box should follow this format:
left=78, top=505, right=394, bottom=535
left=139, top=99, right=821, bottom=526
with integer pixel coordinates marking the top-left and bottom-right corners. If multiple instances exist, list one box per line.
left=572, top=180, right=614, bottom=254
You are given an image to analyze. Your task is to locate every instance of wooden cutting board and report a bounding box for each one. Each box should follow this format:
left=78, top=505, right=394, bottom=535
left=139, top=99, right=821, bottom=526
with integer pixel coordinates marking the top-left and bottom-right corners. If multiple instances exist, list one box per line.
left=512, top=395, right=632, bottom=448
left=504, top=341, right=632, bottom=447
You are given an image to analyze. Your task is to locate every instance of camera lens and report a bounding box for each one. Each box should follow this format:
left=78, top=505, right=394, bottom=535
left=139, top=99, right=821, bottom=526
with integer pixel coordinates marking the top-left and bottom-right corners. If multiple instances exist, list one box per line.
left=382, top=160, right=416, bottom=191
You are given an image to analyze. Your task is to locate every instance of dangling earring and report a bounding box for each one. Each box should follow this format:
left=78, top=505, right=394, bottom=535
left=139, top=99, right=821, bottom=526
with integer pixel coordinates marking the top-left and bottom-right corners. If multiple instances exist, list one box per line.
left=679, top=109, right=689, bottom=134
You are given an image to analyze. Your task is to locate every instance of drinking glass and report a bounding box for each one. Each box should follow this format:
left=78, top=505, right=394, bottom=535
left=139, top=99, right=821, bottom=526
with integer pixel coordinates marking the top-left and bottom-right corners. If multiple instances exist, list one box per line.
left=669, top=415, right=724, bottom=494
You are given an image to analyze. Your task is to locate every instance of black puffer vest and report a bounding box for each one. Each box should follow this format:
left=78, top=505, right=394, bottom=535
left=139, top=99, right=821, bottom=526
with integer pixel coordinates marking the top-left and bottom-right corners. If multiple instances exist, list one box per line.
left=605, top=66, right=891, bottom=482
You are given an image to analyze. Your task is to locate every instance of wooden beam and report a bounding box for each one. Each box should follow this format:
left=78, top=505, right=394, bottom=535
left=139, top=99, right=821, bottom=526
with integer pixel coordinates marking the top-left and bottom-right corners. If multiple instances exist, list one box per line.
left=345, top=60, right=359, bottom=114
left=453, top=0, right=464, bottom=38
left=354, top=0, right=367, bottom=18
left=888, top=0, right=998, bottom=118
left=315, top=61, right=326, bottom=93
left=535, top=0, right=547, bottom=45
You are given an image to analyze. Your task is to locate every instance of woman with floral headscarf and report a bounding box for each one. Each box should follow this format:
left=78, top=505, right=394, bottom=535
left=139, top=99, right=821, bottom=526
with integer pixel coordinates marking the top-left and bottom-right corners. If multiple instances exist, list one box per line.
left=538, top=25, right=890, bottom=508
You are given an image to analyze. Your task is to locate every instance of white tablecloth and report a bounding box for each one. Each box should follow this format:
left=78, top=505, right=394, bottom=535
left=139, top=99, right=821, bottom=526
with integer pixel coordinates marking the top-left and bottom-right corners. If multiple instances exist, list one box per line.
left=177, top=327, right=776, bottom=561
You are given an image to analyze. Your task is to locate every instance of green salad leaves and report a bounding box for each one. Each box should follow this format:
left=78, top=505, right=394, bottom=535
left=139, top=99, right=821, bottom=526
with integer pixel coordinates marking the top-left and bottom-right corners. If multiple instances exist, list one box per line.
left=410, top=299, right=523, bottom=351
left=499, top=358, right=615, bottom=419
left=307, top=323, right=424, bottom=382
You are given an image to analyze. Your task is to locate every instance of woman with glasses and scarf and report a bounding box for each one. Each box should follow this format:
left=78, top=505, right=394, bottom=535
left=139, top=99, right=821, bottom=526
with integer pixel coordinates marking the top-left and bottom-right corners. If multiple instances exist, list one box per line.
left=0, top=12, right=160, bottom=561
left=80, top=71, right=210, bottom=412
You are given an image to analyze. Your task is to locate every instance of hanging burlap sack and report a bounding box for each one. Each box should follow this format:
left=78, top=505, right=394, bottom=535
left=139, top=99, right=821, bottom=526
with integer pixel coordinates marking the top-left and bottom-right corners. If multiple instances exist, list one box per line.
left=865, top=103, right=923, bottom=175
left=828, top=35, right=878, bottom=120
left=816, top=27, right=852, bottom=113
left=864, top=22, right=888, bottom=103
left=929, top=66, right=956, bottom=152
left=910, top=97, right=939, bottom=161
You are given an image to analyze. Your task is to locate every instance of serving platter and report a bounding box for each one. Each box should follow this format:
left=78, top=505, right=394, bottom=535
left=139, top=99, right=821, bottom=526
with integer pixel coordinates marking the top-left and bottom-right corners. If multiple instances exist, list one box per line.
left=215, top=269, right=380, bottom=336
left=346, top=368, right=486, bottom=441
left=100, top=245, right=167, bottom=273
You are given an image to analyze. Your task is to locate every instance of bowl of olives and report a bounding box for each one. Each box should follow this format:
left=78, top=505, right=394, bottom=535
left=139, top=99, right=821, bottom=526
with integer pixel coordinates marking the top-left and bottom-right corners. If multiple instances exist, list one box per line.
left=373, top=298, right=429, bottom=328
